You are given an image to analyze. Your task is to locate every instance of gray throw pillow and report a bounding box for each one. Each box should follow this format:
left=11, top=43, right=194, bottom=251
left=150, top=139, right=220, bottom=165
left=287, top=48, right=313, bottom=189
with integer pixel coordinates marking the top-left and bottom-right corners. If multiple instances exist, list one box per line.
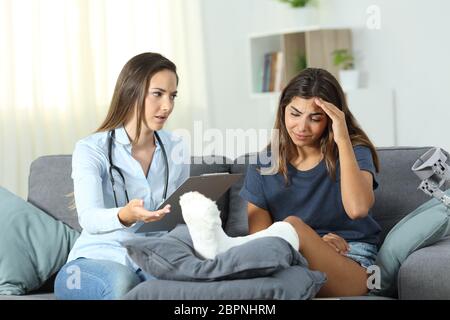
left=123, top=225, right=307, bottom=281
left=124, top=264, right=326, bottom=300
left=370, top=189, right=450, bottom=298
left=0, top=187, right=80, bottom=295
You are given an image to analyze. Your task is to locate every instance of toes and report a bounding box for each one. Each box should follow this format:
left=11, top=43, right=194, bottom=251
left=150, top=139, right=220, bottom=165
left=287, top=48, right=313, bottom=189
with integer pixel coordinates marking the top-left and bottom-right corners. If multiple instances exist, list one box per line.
left=179, top=191, right=199, bottom=208
left=180, top=191, right=215, bottom=209
left=180, top=191, right=221, bottom=226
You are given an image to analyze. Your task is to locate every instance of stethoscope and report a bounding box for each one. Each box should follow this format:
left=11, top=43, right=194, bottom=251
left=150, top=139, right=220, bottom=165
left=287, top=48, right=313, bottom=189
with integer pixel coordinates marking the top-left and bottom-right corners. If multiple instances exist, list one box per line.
left=107, top=129, right=169, bottom=208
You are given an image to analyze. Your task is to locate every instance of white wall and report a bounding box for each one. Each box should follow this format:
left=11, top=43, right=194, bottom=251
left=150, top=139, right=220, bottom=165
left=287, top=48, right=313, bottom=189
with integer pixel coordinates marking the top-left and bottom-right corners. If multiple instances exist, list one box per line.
left=322, top=0, right=450, bottom=151
left=200, top=0, right=322, bottom=158
left=199, top=0, right=450, bottom=157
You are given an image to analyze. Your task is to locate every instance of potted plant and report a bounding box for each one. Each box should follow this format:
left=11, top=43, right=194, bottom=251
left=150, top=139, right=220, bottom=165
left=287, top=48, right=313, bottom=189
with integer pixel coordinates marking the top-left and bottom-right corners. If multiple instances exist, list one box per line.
left=276, top=0, right=318, bottom=25
left=278, top=0, right=311, bottom=8
left=295, top=53, right=307, bottom=73
left=332, top=48, right=359, bottom=92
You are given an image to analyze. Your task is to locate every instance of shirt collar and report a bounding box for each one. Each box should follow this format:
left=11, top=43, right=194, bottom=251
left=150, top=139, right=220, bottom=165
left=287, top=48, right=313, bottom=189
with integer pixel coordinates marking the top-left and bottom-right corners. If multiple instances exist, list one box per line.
left=113, top=126, right=162, bottom=150
left=113, top=126, right=132, bottom=145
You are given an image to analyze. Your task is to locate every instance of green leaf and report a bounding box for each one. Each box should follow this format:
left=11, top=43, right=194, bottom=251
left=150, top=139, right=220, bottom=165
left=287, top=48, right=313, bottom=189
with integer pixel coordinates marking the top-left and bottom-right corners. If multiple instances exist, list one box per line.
left=332, top=48, right=354, bottom=70
left=278, top=0, right=310, bottom=8
left=295, top=53, right=307, bottom=72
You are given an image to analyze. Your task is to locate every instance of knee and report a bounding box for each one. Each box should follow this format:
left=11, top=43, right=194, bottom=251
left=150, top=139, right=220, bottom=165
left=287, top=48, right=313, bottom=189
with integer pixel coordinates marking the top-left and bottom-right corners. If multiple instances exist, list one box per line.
left=283, top=216, right=313, bottom=239
left=54, top=260, right=141, bottom=300
left=283, top=215, right=304, bottom=227
left=107, top=273, right=141, bottom=300
left=54, top=262, right=82, bottom=300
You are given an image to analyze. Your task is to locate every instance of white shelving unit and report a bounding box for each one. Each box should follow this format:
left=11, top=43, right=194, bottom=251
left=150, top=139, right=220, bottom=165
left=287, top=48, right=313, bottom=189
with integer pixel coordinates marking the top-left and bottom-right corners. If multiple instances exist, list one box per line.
left=246, top=16, right=396, bottom=147
left=249, top=26, right=353, bottom=97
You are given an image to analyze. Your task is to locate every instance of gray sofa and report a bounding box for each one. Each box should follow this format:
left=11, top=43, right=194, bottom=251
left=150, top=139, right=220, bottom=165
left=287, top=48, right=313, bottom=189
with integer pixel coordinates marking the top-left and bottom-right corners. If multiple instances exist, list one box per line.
left=1, top=146, right=450, bottom=300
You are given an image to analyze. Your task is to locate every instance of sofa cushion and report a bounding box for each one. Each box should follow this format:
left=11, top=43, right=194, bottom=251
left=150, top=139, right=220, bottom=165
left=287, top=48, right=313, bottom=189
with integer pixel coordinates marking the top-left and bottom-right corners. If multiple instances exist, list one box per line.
left=123, top=264, right=326, bottom=300
left=0, top=187, right=80, bottom=295
left=28, top=155, right=81, bottom=231
left=28, top=155, right=236, bottom=234
left=397, top=237, right=450, bottom=300
left=0, top=293, right=56, bottom=300
left=123, top=225, right=306, bottom=282
left=228, top=153, right=260, bottom=237
left=371, top=147, right=449, bottom=243
left=371, top=191, right=450, bottom=298
left=229, top=147, right=450, bottom=243
left=190, top=156, right=232, bottom=231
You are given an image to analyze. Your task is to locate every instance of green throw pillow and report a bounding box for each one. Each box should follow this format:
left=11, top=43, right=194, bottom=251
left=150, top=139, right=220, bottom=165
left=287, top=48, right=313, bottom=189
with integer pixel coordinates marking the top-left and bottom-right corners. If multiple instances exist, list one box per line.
left=0, top=187, right=80, bottom=295
left=371, top=189, right=450, bottom=298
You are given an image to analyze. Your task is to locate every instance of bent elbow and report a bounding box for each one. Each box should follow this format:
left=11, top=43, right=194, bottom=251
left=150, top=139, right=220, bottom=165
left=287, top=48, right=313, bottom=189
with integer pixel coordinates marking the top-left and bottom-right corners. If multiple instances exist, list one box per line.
left=77, top=209, right=103, bottom=235
left=346, top=207, right=370, bottom=220
left=78, top=214, right=97, bottom=234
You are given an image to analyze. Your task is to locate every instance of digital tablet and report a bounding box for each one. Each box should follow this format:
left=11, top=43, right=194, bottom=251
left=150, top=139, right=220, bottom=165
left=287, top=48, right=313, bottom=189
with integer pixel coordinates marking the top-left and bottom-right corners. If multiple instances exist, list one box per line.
left=134, top=173, right=243, bottom=233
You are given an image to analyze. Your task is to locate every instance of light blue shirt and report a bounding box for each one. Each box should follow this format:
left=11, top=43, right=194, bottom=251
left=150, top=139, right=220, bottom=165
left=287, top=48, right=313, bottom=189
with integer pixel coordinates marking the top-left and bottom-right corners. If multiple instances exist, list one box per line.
left=67, top=126, right=190, bottom=271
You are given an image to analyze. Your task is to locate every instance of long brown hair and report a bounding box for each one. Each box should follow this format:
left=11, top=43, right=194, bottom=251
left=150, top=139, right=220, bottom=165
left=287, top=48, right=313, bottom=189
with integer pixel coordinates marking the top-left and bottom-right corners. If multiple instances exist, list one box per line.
left=272, top=67, right=379, bottom=183
left=96, top=52, right=178, bottom=143
left=68, top=53, right=178, bottom=211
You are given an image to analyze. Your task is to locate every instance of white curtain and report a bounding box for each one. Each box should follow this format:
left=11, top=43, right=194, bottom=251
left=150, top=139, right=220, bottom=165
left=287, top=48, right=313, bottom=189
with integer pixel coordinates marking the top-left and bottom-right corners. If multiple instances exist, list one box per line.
left=0, top=0, right=207, bottom=199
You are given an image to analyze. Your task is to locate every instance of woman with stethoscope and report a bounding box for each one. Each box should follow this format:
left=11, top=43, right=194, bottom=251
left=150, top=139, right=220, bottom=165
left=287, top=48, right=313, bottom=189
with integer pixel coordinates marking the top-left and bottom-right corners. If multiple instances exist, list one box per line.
left=54, top=52, right=190, bottom=300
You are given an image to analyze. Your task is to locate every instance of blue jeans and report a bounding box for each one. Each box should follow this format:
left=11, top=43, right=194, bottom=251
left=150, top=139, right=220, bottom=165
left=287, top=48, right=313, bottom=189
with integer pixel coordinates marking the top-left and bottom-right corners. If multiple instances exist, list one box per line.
left=345, top=241, right=378, bottom=269
left=54, top=258, right=155, bottom=300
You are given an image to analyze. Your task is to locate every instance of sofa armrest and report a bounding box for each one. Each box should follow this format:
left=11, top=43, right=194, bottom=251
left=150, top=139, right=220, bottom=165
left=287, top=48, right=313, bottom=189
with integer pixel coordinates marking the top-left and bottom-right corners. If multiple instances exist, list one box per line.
left=398, top=237, right=450, bottom=299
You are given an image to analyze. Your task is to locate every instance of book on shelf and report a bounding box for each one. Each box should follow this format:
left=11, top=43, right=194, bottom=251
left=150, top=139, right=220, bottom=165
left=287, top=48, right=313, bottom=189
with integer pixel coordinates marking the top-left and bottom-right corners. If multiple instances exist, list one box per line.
left=274, top=51, right=284, bottom=92
left=262, top=51, right=285, bottom=93
left=262, top=53, right=271, bottom=92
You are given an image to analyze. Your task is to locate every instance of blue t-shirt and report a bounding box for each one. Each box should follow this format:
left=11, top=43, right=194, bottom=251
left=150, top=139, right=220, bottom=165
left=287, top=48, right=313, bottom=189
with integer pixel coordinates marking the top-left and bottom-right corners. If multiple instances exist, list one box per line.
left=239, top=145, right=382, bottom=245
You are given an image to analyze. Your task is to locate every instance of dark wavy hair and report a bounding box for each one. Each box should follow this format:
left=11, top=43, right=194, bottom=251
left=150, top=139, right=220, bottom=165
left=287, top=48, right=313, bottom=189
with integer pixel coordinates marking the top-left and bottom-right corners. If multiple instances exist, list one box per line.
left=271, top=67, right=379, bottom=183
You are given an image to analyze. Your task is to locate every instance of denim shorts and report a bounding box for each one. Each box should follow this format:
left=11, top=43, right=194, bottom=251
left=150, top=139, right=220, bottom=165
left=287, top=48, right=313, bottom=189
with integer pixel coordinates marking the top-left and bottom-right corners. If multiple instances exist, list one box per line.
left=345, top=242, right=378, bottom=269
